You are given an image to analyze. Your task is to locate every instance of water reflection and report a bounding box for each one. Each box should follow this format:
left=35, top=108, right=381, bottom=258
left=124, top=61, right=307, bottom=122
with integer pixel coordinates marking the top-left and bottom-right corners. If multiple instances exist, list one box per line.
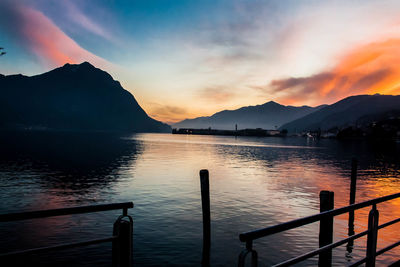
left=0, top=133, right=399, bottom=266
left=0, top=131, right=142, bottom=266
left=0, top=131, right=142, bottom=208
left=208, top=137, right=400, bottom=265
left=126, top=134, right=400, bottom=265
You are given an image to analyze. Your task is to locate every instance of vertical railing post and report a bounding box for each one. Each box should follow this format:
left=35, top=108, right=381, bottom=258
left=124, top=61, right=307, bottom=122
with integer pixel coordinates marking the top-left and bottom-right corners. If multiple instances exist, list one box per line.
left=248, top=241, right=258, bottom=267
left=200, top=169, right=211, bottom=267
left=238, top=240, right=258, bottom=267
left=112, top=215, right=133, bottom=267
left=347, top=158, right=358, bottom=253
left=319, top=190, right=334, bottom=267
left=366, top=204, right=379, bottom=267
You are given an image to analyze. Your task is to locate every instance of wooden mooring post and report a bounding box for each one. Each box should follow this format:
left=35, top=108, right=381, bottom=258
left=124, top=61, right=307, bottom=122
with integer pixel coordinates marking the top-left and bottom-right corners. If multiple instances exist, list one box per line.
left=200, top=169, right=211, bottom=266
left=347, top=158, right=358, bottom=253
left=349, top=158, right=358, bottom=228
left=319, top=190, right=334, bottom=267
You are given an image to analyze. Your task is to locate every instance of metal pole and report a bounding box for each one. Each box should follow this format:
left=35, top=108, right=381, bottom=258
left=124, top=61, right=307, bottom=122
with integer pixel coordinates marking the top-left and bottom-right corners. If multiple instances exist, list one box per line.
left=319, top=191, right=334, bottom=267
left=200, top=169, right=211, bottom=267
left=238, top=241, right=258, bottom=267
left=112, top=215, right=133, bottom=267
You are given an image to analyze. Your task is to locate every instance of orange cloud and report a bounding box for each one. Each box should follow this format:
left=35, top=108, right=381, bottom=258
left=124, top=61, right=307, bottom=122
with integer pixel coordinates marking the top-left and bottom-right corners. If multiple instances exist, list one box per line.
left=4, top=3, right=108, bottom=68
left=269, top=38, right=400, bottom=105
left=197, top=86, right=237, bottom=103
left=147, top=103, right=192, bottom=124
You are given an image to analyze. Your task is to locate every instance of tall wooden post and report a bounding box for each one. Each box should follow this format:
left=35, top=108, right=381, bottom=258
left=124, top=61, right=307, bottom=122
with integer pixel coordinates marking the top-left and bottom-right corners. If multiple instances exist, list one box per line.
left=319, top=190, right=334, bottom=267
left=200, top=169, right=211, bottom=266
left=349, top=158, right=358, bottom=225
left=347, top=158, right=358, bottom=253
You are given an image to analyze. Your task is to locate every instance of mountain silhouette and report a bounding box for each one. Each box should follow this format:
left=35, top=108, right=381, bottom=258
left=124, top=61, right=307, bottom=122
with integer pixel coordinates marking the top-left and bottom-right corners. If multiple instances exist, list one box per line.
left=173, top=101, right=325, bottom=130
left=0, top=62, right=170, bottom=133
left=280, top=94, right=400, bottom=133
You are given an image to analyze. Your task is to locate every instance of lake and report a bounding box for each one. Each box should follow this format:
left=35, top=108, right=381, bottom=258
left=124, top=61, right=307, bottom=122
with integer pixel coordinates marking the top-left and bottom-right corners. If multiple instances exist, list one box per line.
left=0, top=132, right=399, bottom=266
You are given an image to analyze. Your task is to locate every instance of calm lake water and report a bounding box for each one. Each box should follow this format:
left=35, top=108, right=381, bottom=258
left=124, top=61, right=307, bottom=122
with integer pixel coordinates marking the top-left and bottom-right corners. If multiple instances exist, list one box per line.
left=0, top=132, right=399, bottom=266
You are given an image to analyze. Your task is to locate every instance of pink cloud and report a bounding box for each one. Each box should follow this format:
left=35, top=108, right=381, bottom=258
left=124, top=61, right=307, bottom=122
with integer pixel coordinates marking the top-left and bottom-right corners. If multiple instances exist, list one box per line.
left=5, top=3, right=108, bottom=68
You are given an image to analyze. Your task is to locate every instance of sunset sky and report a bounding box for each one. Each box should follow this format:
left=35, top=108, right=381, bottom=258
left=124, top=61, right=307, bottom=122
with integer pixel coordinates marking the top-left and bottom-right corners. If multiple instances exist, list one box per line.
left=1, top=0, right=400, bottom=124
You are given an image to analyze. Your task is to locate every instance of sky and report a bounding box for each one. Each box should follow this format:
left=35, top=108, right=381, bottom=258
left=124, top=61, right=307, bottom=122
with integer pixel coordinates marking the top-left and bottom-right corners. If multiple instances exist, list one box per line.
left=1, top=0, right=400, bottom=124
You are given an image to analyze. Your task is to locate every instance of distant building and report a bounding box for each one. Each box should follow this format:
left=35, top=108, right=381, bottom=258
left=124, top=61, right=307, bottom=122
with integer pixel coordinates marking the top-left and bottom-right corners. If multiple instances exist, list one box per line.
left=266, top=130, right=280, bottom=136
left=321, top=132, right=336, bottom=138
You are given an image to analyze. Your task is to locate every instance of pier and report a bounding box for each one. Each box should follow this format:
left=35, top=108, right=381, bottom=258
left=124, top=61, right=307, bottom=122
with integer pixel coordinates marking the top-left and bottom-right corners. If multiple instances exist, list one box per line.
left=237, top=192, right=400, bottom=266
left=172, top=127, right=284, bottom=137
left=199, top=159, right=400, bottom=266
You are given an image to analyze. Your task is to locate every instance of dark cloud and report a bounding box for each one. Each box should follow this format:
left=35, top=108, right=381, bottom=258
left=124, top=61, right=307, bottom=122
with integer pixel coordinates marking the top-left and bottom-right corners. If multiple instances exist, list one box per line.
left=266, top=68, right=393, bottom=104
left=350, top=68, right=392, bottom=93
left=270, top=72, right=334, bottom=93
left=248, top=72, right=334, bottom=102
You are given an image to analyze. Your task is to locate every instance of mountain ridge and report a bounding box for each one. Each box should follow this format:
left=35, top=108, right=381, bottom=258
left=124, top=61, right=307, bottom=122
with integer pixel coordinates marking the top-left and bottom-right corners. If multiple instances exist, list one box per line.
left=280, top=94, right=400, bottom=133
left=173, top=101, right=325, bottom=130
left=0, top=62, right=171, bottom=133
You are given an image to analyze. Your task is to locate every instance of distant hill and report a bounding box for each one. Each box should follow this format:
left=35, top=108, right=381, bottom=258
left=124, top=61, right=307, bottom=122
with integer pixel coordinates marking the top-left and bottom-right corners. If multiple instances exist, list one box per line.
left=336, top=109, right=400, bottom=139
left=173, top=101, right=325, bottom=130
left=0, top=62, right=170, bottom=133
left=280, top=94, right=400, bottom=133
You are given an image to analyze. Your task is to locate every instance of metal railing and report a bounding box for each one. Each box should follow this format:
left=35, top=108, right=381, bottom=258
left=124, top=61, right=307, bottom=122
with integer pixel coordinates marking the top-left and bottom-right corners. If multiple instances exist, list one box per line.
left=238, top=192, right=400, bottom=267
left=0, top=202, right=134, bottom=267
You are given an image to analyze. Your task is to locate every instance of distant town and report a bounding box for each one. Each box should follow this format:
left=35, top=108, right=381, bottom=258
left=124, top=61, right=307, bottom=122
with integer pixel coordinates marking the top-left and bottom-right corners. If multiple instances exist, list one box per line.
left=172, top=114, right=400, bottom=140
left=172, top=126, right=284, bottom=137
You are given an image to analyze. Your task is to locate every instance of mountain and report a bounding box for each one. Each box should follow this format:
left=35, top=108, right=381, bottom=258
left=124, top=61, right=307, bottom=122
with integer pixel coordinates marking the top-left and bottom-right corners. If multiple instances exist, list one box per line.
left=0, top=62, right=170, bottom=133
left=173, top=101, right=325, bottom=130
left=280, top=94, right=400, bottom=133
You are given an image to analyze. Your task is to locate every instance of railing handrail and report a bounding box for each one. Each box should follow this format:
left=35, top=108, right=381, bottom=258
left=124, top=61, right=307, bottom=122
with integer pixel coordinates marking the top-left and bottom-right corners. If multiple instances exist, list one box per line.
left=240, top=192, right=400, bottom=242
left=0, top=236, right=118, bottom=258
left=0, top=202, right=134, bottom=264
left=0, top=202, right=134, bottom=222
